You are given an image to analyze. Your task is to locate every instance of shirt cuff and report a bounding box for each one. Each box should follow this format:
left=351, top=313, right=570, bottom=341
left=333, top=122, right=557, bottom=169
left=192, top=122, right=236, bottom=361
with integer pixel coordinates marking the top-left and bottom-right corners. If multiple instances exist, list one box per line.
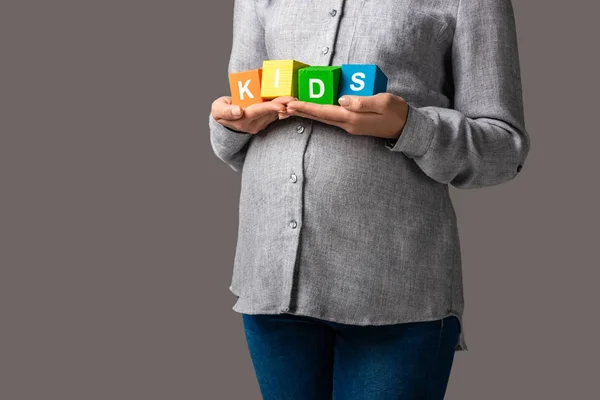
left=384, top=103, right=436, bottom=159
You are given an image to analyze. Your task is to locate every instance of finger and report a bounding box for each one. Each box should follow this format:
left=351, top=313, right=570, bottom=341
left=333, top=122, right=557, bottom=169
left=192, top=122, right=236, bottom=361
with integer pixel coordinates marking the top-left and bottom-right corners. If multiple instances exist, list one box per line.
left=287, top=110, right=349, bottom=131
left=337, top=93, right=390, bottom=114
left=286, top=101, right=350, bottom=123
left=244, top=101, right=287, bottom=119
left=273, top=96, right=297, bottom=102
left=271, top=96, right=297, bottom=106
left=257, top=112, right=280, bottom=130
left=213, top=100, right=245, bottom=121
left=212, top=95, right=233, bottom=106
left=273, top=97, right=297, bottom=120
left=243, top=113, right=279, bottom=134
left=293, top=110, right=386, bottom=136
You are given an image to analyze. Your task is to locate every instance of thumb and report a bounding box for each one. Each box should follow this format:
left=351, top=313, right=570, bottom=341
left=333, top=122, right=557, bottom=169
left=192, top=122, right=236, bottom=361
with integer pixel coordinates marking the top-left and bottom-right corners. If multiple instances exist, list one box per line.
left=337, top=95, right=378, bottom=113
left=220, top=104, right=244, bottom=120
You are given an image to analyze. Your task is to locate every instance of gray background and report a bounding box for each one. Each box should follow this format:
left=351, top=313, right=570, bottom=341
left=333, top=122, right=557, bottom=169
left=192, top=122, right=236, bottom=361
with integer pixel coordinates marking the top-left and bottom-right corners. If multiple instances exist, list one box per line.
left=1, top=1, right=598, bottom=399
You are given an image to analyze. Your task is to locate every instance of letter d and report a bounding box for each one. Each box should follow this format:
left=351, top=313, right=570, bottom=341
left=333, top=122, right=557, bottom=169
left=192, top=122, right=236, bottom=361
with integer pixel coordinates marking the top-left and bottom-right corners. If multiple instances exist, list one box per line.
left=309, top=79, right=325, bottom=98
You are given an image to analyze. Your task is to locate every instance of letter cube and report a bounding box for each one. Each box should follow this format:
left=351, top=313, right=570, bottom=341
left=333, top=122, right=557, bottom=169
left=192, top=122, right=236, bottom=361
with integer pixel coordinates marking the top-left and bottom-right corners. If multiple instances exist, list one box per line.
left=261, top=60, right=310, bottom=99
left=338, top=64, right=388, bottom=99
left=229, top=68, right=264, bottom=108
left=298, top=66, right=342, bottom=105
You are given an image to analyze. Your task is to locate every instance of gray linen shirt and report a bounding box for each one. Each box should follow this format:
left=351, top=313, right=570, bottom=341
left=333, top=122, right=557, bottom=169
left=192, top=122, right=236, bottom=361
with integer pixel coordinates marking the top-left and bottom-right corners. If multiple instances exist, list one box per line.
left=208, top=0, right=530, bottom=351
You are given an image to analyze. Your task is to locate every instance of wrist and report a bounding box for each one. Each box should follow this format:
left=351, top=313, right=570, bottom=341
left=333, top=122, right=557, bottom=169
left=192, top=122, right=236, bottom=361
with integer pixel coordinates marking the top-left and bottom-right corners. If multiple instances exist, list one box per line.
left=388, top=119, right=406, bottom=141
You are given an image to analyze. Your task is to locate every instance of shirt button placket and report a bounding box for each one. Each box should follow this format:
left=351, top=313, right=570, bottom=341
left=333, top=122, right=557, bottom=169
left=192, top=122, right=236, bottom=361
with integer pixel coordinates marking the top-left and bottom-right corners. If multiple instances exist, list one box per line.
left=282, top=120, right=311, bottom=314
left=322, top=1, right=342, bottom=64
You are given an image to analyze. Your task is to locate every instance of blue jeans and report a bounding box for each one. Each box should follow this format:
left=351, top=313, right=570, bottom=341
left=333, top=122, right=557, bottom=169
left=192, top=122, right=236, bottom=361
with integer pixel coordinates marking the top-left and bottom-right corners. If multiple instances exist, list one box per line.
left=242, top=313, right=460, bottom=400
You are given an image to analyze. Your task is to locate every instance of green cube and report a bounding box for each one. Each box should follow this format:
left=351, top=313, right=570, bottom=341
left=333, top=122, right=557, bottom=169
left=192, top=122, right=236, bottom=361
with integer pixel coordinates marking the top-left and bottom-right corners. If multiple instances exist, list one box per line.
left=298, top=66, right=342, bottom=105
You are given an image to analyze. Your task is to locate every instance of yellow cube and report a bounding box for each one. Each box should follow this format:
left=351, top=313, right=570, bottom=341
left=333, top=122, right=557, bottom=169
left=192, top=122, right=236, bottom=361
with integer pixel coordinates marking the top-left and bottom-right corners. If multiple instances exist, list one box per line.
left=260, top=60, right=310, bottom=99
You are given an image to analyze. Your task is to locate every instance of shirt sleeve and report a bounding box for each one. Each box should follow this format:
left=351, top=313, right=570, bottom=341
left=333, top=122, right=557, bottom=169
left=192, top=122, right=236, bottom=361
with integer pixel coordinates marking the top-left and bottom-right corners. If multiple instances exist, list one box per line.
left=208, top=0, right=268, bottom=173
left=384, top=0, right=531, bottom=189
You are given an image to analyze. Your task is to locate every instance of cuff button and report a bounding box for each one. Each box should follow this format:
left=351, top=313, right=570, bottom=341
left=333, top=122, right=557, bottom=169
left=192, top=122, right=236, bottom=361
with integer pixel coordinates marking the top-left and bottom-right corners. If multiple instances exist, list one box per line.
left=517, top=164, right=523, bottom=172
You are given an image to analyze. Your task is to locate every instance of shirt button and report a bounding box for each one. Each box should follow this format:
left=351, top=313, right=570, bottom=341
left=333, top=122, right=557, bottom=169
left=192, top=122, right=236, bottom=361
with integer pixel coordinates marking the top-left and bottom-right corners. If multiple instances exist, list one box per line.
left=290, top=220, right=297, bottom=229
left=296, top=125, right=305, bottom=134
left=290, top=173, right=297, bottom=183
left=282, top=307, right=289, bottom=312
left=330, top=9, right=337, bottom=17
left=322, top=46, right=329, bottom=55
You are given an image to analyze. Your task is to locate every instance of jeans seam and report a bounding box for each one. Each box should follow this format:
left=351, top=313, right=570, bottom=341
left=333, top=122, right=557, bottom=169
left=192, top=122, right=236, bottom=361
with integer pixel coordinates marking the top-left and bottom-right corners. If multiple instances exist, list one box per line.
left=425, top=318, right=444, bottom=400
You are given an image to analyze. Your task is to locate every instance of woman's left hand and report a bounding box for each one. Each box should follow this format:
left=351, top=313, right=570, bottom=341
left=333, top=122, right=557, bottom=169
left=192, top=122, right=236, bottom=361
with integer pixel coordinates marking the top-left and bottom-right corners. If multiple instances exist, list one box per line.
left=283, top=93, right=409, bottom=141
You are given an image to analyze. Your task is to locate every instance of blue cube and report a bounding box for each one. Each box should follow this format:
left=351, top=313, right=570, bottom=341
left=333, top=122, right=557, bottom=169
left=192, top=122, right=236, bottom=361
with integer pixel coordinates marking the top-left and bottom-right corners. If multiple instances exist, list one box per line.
left=337, top=64, right=388, bottom=100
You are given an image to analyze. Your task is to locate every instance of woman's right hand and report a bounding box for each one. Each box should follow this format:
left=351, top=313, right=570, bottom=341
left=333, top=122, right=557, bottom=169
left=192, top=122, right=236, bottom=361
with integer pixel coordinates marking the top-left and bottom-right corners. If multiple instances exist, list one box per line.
left=211, top=96, right=296, bottom=134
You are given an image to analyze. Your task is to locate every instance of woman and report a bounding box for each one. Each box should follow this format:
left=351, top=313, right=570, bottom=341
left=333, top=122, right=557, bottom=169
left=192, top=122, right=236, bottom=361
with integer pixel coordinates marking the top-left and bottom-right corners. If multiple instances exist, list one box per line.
left=209, top=0, right=530, bottom=398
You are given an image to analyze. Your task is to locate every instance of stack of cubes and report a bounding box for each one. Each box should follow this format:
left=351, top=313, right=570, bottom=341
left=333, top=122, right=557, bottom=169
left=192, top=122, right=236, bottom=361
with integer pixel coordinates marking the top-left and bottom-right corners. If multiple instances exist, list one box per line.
left=229, top=60, right=388, bottom=107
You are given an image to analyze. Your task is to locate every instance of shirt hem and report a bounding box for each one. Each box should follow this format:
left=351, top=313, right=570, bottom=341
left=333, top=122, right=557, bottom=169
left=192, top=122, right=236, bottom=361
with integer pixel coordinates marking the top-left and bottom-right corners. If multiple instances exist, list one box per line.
left=228, top=285, right=468, bottom=351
